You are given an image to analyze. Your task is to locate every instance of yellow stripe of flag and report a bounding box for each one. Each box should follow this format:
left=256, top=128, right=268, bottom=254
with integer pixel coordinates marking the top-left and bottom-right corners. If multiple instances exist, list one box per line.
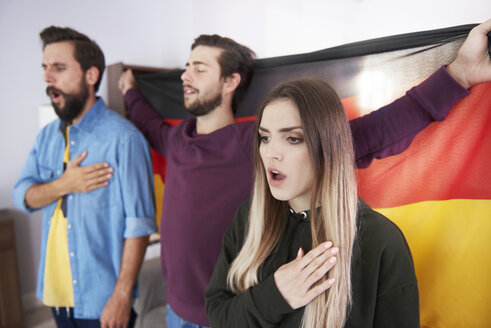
left=376, top=199, right=491, bottom=328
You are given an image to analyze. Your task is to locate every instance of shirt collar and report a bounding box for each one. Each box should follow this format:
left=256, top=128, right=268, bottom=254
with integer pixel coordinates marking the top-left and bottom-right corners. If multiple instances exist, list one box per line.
left=70, top=97, right=106, bottom=133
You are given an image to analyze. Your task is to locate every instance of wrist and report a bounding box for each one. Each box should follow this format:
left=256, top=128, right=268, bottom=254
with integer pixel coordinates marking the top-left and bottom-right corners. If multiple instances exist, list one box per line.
left=54, top=175, right=71, bottom=197
left=112, top=280, right=133, bottom=300
left=122, top=85, right=136, bottom=97
left=446, top=61, right=471, bottom=89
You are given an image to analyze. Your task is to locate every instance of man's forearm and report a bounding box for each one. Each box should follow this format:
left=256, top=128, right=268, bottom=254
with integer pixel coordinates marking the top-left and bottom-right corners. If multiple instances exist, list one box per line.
left=24, top=178, right=67, bottom=209
left=100, top=235, right=150, bottom=327
left=112, top=235, right=149, bottom=299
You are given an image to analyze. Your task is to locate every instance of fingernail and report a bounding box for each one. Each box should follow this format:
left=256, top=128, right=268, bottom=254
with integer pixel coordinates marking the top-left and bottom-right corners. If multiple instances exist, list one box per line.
left=327, top=278, right=335, bottom=285
left=324, top=241, right=332, bottom=248
left=329, top=256, right=337, bottom=264
left=331, top=247, right=339, bottom=255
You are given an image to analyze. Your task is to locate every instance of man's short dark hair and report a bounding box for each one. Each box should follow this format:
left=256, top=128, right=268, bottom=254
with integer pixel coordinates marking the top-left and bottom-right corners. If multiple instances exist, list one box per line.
left=40, top=26, right=105, bottom=92
left=192, top=35, right=256, bottom=113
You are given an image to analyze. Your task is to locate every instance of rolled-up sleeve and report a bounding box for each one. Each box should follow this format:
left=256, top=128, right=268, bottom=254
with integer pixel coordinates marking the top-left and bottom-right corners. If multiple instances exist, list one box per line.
left=13, top=142, right=43, bottom=213
left=118, top=131, right=157, bottom=238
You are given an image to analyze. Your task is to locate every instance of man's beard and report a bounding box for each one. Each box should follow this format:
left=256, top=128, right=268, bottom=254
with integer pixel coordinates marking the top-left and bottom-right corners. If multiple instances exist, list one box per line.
left=185, top=92, right=222, bottom=117
left=47, top=81, right=89, bottom=123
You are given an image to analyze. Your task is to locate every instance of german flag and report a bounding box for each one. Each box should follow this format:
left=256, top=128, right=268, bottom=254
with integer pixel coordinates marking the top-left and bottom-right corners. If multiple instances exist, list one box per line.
left=137, top=24, right=490, bottom=327
left=357, top=81, right=491, bottom=327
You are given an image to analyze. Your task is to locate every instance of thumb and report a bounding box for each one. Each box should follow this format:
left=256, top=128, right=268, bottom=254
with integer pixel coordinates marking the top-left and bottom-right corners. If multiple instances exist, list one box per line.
left=297, top=247, right=304, bottom=259
left=70, top=150, right=87, bottom=167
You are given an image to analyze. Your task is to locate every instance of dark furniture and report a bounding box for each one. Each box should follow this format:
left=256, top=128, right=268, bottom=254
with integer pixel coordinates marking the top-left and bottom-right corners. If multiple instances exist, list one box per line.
left=0, top=218, right=23, bottom=328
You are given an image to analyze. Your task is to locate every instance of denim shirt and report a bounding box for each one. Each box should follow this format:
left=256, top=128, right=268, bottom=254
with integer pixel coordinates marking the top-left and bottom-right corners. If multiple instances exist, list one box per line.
left=13, top=98, right=157, bottom=319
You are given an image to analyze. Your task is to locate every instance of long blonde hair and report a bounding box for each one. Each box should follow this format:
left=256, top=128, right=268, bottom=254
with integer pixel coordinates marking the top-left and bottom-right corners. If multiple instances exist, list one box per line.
left=227, top=78, right=358, bottom=327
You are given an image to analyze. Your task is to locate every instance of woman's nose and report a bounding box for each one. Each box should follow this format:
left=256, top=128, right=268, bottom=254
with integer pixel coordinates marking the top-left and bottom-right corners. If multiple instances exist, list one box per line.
left=263, top=140, right=283, bottom=161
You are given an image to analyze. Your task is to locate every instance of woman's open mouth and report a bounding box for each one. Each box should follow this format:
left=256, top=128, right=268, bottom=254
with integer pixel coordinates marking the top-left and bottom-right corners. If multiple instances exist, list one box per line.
left=268, top=168, right=286, bottom=186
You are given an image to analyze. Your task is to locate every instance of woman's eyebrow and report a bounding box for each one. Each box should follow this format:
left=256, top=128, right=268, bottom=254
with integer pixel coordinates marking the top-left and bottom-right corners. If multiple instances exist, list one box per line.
left=259, top=126, right=302, bottom=132
left=279, top=126, right=302, bottom=132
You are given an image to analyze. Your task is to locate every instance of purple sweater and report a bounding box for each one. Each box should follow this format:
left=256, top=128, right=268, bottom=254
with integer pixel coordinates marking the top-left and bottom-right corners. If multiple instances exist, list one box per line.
left=125, top=66, right=468, bottom=326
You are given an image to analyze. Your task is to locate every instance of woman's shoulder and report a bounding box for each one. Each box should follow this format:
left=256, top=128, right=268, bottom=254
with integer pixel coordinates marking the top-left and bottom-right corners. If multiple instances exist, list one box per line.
left=350, top=200, right=418, bottom=326
left=356, top=199, right=410, bottom=253
left=234, top=199, right=252, bottom=224
left=223, top=199, right=252, bottom=245
left=355, top=199, right=417, bottom=289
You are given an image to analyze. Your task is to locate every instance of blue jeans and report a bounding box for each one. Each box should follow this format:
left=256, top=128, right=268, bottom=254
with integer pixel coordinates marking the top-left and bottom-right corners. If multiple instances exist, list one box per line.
left=166, top=305, right=208, bottom=328
left=51, top=307, right=136, bottom=328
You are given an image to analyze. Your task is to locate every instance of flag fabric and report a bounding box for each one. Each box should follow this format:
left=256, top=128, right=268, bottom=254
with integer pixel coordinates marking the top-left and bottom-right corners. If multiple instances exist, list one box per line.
left=136, top=24, right=491, bottom=327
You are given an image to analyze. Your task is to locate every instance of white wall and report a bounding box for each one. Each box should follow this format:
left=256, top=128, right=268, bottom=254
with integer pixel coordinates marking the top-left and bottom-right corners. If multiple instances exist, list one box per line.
left=1, top=0, right=489, bottom=309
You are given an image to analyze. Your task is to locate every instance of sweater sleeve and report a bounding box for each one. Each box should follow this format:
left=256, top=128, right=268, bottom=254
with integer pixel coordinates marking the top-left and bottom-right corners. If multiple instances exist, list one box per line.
left=124, top=88, right=172, bottom=156
left=364, top=205, right=420, bottom=328
left=351, top=66, right=470, bottom=169
left=372, top=241, right=420, bottom=328
left=205, top=204, right=293, bottom=328
left=373, top=285, right=420, bottom=328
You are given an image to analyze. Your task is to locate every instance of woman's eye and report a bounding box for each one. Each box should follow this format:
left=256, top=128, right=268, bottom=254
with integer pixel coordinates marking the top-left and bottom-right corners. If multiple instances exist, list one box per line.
left=287, top=136, right=303, bottom=144
left=259, top=135, right=270, bottom=143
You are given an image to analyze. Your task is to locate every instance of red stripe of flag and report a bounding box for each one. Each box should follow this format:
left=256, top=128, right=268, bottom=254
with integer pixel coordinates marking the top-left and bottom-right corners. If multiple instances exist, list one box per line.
left=358, top=82, right=491, bottom=208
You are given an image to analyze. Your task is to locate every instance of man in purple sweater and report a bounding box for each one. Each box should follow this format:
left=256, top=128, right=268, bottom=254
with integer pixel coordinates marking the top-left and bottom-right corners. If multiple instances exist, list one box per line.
left=119, top=22, right=491, bottom=328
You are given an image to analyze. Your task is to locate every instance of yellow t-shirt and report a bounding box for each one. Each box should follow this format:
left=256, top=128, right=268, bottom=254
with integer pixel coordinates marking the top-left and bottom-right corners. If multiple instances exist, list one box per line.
left=43, top=124, right=74, bottom=307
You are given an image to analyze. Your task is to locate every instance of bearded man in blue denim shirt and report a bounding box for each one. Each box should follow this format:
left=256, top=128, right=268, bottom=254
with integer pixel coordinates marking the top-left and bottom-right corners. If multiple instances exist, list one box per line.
left=13, top=26, right=156, bottom=328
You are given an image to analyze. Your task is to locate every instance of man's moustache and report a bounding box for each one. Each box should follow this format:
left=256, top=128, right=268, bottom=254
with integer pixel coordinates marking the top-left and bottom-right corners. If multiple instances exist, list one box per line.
left=46, top=86, right=65, bottom=97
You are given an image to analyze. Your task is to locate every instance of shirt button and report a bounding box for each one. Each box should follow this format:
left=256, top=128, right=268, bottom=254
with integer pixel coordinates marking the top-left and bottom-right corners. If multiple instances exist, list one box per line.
left=68, top=224, right=71, bottom=229
left=57, top=170, right=61, bottom=174
left=69, top=195, right=73, bottom=200
left=70, top=141, right=75, bottom=145
left=73, top=280, right=77, bottom=284
left=70, top=252, right=75, bottom=257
